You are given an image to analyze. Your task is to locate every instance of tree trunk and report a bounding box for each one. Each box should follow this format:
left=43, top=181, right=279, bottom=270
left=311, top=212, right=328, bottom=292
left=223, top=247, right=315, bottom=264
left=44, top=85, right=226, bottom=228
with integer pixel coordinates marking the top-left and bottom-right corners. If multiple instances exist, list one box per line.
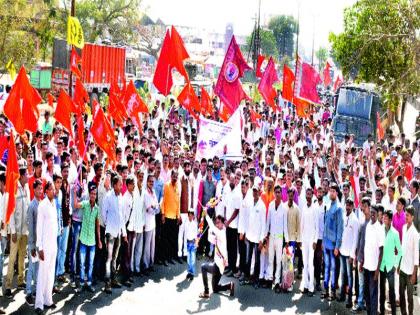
left=395, top=96, right=407, bottom=134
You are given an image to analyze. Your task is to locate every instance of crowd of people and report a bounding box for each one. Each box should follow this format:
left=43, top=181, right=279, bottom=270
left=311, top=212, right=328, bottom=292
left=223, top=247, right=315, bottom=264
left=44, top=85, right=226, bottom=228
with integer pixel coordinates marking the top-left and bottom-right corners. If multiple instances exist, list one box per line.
left=0, top=95, right=418, bottom=315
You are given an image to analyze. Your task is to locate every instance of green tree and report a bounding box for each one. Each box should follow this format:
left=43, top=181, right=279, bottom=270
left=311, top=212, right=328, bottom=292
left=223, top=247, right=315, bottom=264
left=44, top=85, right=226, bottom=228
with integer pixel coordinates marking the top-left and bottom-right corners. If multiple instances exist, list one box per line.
left=245, top=28, right=278, bottom=59
left=76, top=0, right=141, bottom=44
left=315, top=47, right=328, bottom=73
left=329, top=0, right=419, bottom=132
left=268, top=15, right=298, bottom=59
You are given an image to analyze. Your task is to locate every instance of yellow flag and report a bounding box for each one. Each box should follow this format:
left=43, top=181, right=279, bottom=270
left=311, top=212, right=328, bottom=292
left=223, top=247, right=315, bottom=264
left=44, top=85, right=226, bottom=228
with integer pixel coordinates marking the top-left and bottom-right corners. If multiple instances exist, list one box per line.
left=5, top=59, right=16, bottom=81
left=67, top=16, right=85, bottom=48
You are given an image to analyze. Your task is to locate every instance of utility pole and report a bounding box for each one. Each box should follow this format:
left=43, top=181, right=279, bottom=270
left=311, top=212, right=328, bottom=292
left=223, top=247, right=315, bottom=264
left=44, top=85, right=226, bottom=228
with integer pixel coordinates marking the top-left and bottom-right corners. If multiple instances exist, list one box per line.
left=68, top=0, right=75, bottom=96
left=293, top=1, right=300, bottom=101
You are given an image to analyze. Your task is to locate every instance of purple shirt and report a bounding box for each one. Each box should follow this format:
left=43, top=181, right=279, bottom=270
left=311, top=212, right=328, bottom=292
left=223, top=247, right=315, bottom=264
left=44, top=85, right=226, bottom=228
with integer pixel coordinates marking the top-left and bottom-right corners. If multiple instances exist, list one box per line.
left=392, top=210, right=406, bottom=242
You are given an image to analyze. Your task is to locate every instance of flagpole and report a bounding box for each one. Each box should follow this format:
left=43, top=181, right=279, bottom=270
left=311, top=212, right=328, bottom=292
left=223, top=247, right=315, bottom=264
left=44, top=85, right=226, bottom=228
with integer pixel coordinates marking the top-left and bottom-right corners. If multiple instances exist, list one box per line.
left=292, top=1, right=300, bottom=107
left=68, top=0, right=76, bottom=97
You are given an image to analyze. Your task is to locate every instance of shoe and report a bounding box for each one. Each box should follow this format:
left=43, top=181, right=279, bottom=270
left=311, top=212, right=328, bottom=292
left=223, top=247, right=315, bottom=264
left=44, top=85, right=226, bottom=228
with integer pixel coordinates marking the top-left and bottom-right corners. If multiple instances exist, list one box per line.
left=233, top=271, right=242, bottom=279
left=87, top=285, right=95, bottom=293
left=128, top=277, right=134, bottom=284
left=70, top=281, right=76, bottom=288
left=301, top=288, right=309, bottom=294
left=274, top=284, right=281, bottom=294
left=4, top=289, right=12, bottom=299
left=229, top=282, right=235, bottom=297
left=52, top=286, right=60, bottom=294
left=156, top=260, right=163, bottom=265
left=17, top=283, right=26, bottom=290
left=176, top=257, right=183, bottom=264
left=45, top=303, right=57, bottom=310
left=321, top=290, right=329, bottom=300
left=0, top=309, right=5, bottom=314
left=328, top=294, right=336, bottom=301
left=315, top=284, right=322, bottom=292
left=111, top=280, right=122, bottom=288
left=186, top=273, right=192, bottom=280
left=308, top=291, right=314, bottom=297
left=35, top=308, right=43, bottom=315
left=253, top=280, right=260, bottom=290
left=223, top=268, right=231, bottom=275
left=296, top=273, right=302, bottom=280
left=225, top=270, right=233, bottom=277
left=58, top=275, right=69, bottom=283
left=163, top=261, right=169, bottom=267
left=25, top=294, right=35, bottom=306
left=352, top=305, right=363, bottom=313
left=346, top=302, right=353, bottom=309
left=75, top=283, right=82, bottom=293
left=122, top=281, right=132, bottom=288
left=104, top=282, right=112, bottom=294
left=182, top=256, right=187, bottom=262
left=188, top=274, right=194, bottom=281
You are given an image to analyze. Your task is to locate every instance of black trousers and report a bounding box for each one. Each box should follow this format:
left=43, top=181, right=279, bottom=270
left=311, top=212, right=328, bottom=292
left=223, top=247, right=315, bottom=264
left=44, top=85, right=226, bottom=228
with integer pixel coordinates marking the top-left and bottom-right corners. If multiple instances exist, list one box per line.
left=163, top=218, right=179, bottom=261
left=198, top=219, right=210, bottom=256
left=238, top=237, right=247, bottom=274
left=314, top=239, right=323, bottom=286
left=94, top=225, right=107, bottom=282
left=379, top=268, right=396, bottom=315
left=245, top=241, right=260, bottom=279
left=121, top=231, right=135, bottom=280
left=365, top=269, right=378, bottom=315
left=201, top=262, right=231, bottom=294
left=226, top=227, right=238, bottom=273
left=399, top=271, right=414, bottom=315
left=155, top=214, right=164, bottom=263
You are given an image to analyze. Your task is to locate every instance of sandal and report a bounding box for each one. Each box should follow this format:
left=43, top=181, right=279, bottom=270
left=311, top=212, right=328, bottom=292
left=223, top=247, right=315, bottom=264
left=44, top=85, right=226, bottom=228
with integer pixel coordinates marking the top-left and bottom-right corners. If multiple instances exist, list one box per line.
left=199, top=292, right=210, bottom=299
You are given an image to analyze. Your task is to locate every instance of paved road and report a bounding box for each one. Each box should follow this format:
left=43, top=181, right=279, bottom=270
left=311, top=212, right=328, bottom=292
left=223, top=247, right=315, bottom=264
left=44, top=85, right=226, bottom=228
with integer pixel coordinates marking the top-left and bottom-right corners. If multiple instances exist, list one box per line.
left=1, top=257, right=419, bottom=315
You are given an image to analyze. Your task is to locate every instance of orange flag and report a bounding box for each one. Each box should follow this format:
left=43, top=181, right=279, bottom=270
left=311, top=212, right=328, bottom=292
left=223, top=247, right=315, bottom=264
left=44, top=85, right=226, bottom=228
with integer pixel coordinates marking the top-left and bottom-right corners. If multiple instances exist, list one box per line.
left=76, top=114, right=87, bottom=161
left=295, top=97, right=310, bottom=118
left=72, top=78, right=89, bottom=115
left=282, top=64, right=295, bottom=103
left=70, top=47, right=82, bottom=78
left=178, top=82, right=200, bottom=119
left=3, top=66, right=42, bottom=135
left=47, top=93, right=55, bottom=107
left=250, top=108, right=262, bottom=127
left=90, top=107, right=116, bottom=162
left=55, top=89, right=74, bottom=138
left=200, top=86, right=213, bottom=117
left=108, top=80, right=128, bottom=126
left=376, top=112, right=384, bottom=141
left=5, top=135, right=20, bottom=224
left=219, top=103, right=232, bottom=123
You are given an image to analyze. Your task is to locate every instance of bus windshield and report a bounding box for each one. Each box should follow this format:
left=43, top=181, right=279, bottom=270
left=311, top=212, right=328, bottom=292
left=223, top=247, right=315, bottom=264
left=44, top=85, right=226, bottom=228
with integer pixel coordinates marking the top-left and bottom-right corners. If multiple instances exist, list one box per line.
left=336, top=88, right=373, bottom=120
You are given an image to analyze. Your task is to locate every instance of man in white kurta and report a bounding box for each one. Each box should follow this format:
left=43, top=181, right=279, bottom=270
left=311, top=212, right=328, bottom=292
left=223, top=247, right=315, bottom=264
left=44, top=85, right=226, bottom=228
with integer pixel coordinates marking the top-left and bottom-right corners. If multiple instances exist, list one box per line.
left=35, top=183, right=58, bottom=312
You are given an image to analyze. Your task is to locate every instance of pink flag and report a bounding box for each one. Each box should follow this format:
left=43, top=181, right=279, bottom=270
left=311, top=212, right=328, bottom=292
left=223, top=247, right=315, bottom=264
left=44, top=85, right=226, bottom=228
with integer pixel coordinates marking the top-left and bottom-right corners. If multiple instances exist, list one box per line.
left=258, top=57, right=279, bottom=111
left=214, top=36, right=251, bottom=115
left=323, top=61, right=332, bottom=87
left=296, top=62, right=321, bottom=104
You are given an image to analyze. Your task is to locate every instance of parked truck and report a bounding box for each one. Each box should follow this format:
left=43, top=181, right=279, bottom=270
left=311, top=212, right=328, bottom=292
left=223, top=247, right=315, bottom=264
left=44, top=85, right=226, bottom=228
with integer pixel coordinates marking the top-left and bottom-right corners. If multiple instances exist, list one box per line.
left=332, top=83, right=381, bottom=146
left=51, top=38, right=126, bottom=101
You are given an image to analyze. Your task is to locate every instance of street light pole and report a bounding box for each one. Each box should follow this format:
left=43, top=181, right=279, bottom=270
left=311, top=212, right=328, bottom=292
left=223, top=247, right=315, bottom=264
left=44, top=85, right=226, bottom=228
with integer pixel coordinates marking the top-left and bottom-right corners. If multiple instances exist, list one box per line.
left=69, top=0, right=75, bottom=96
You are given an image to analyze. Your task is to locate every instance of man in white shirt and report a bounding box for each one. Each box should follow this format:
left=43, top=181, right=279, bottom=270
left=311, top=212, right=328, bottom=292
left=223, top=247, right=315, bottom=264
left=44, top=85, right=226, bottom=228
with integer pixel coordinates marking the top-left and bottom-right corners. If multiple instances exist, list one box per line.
left=338, top=198, right=359, bottom=308
left=300, top=187, right=318, bottom=296
left=266, top=185, right=289, bottom=293
left=398, top=206, right=419, bottom=315
left=236, top=179, right=252, bottom=280
left=243, top=185, right=266, bottom=287
left=121, top=176, right=135, bottom=287
left=363, top=205, right=384, bottom=315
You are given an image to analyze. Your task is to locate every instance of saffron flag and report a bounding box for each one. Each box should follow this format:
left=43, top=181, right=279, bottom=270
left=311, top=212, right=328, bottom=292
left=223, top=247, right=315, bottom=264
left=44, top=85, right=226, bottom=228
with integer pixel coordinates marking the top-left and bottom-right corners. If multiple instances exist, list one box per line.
left=67, top=16, right=84, bottom=49
left=249, top=108, right=261, bottom=127
left=218, top=103, right=232, bottom=123
left=295, top=97, right=310, bottom=118
left=200, top=86, right=213, bottom=117
left=376, top=112, right=385, bottom=141
left=90, top=107, right=116, bottom=162
left=323, top=61, right=332, bottom=87
left=258, top=57, right=279, bottom=111
left=55, top=89, right=74, bottom=138
left=47, top=93, right=55, bottom=107
left=108, top=80, right=128, bottom=126
left=153, top=30, right=173, bottom=96
left=5, top=59, right=16, bottom=81
left=5, top=135, right=19, bottom=224
left=256, top=55, right=266, bottom=78
left=76, top=114, right=87, bottom=161
left=170, top=26, right=189, bottom=80
left=177, top=83, right=200, bottom=120
left=282, top=64, right=295, bottom=103
left=333, top=75, right=343, bottom=92
left=70, top=47, right=82, bottom=78
left=72, top=78, right=89, bottom=115
left=296, top=62, right=321, bottom=104
left=3, top=66, right=41, bottom=135
left=123, top=81, right=148, bottom=130
left=214, top=36, right=251, bottom=114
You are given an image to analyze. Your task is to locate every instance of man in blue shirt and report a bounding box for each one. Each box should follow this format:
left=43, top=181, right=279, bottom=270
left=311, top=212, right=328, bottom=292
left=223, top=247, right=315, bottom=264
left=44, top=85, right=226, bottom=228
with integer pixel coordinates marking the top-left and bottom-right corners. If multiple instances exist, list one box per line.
left=322, top=183, right=344, bottom=301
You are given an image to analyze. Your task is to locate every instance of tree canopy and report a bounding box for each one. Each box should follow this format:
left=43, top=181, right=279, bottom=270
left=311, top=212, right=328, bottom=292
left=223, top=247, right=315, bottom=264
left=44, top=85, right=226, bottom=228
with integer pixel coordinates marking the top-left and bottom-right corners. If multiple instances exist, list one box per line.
left=268, top=15, right=298, bottom=60
left=245, top=28, right=278, bottom=59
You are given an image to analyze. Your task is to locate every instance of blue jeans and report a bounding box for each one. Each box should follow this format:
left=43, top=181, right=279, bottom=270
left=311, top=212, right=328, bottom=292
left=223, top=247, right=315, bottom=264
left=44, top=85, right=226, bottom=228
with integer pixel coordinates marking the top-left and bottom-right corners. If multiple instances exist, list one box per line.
left=25, top=249, right=39, bottom=295
left=56, top=226, right=70, bottom=276
left=323, top=247, right=336, bottom=291
left=0, top=237, right=7, bottom=280
left=70, top=220, right=82, bottom=279
left=187, top=241, right=196, bottom=275
left=79, top=243, right=96, bottom=285
left=340, top=255, right=353, bottom=302
left=357, top=265, right=365, bottom=308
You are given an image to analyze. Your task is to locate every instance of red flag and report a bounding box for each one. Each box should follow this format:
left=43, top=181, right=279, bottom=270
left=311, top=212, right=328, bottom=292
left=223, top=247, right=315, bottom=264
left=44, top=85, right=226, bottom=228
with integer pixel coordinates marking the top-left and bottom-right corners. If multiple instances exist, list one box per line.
left=256, top=55, right=266, bottom=78
left=282, top=64, right=295, bottom=103
left=350, top=175, right=360, bottom=208
left=214, top=36, right=251, bottom=114
left=55, top=89, right=74, bottom=138
left=333, top=75, right=343, bottom=92
left=295, top=97, right=310, bottom=118
left=47, top=93, right=55, bottom=107
left=72, top=78, right=89, bottom=115
left=90, top=107, right=116, bottom=162
left=376, top=112, right=385, bottom=141
left=258, top=57, right=279, bottom=111
left=249, top=108, right=261, bottom=127
left=76, top=114, right=87, bottom=161
left=153, top=30, right=173, bottom=96
left=5, top=135, right=20, bottom=224
left=124, top=81, right=148, bottom=114
left=296, top=62, right=321, bottom=104
left=170, top=26, right=189, bottom=80
left=70, top=47, right=82, bottom=79
left=323, top=61, right=332, bottom=87
left=108, top=79, right=128, bottom=126
left=92, top=98, right=100, bottom=118
left=218, top=103, right=232, bottom=123
left=3, top=66, right=41, bottom=135
left=177, top=83, right=200, bottom=120
left=200, top=86, right=213, bottom=116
